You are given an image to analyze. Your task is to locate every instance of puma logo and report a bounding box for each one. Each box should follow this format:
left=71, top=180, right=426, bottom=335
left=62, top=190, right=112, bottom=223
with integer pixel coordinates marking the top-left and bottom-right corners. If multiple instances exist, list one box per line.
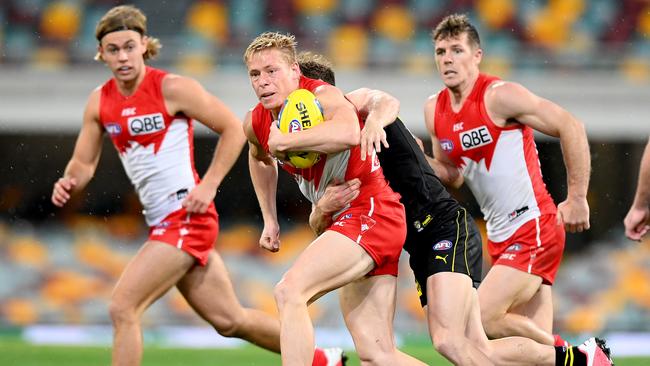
left=435, top=255, right=448, bottom=264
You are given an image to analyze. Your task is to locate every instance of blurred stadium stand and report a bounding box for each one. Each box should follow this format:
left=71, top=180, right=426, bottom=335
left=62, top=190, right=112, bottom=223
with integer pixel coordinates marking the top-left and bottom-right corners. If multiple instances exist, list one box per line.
left=1, top=0, right=650, bottom=73
left=1, top=0, right=649, bottom=347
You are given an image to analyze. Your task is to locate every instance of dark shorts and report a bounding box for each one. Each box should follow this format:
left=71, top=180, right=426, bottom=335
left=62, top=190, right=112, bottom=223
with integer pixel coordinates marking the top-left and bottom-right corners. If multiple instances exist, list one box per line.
left=405, top=207, right=483, bottom=307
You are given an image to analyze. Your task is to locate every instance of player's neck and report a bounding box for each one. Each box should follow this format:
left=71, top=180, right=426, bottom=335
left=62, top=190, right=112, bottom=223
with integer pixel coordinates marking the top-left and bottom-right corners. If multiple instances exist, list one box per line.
left=115, top=67, right=147, bottom=97
left=448, top=71, right=479, bottom=111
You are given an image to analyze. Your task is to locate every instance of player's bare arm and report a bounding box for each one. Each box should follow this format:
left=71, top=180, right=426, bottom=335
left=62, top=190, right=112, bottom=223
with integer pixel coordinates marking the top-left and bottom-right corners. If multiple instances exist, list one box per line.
left=308, top=178, right=362, bottom=235
left=52, top=89, right=104, bottom=207
left=423, top=94, right=463, bottom=188
left=624, top=138, right=650, bottom=241
left=244, top=111, right=281, bottom=252
left=268, top=84, right=360, bottom=155
left=346, top=88, right=399, bottom=159
left=486, top=81, right=591, bottom=232
left=162, top=74, right=247, bottom=213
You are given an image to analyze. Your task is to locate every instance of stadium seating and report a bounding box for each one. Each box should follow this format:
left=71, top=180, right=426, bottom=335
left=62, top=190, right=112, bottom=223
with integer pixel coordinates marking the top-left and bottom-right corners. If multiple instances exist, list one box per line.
left=0, top=0, right=648, bottom=79
left=1, top=217, right=648, bottom=336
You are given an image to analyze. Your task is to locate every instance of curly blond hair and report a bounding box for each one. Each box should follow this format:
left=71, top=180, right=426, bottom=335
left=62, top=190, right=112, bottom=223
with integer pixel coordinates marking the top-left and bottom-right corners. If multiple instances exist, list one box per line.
left=243, top=32, right=298, bottom=65
left=94, top=5, right=161, bottom=62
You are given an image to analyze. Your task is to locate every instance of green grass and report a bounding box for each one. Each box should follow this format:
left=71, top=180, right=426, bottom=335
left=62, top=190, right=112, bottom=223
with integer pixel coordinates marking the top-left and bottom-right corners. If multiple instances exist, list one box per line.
left=0, top=340, right=646, bottom=365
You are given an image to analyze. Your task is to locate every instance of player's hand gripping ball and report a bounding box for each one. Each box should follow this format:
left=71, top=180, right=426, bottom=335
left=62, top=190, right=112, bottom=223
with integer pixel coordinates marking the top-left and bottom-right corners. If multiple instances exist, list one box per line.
left=276, top=89, right=324, bottom=168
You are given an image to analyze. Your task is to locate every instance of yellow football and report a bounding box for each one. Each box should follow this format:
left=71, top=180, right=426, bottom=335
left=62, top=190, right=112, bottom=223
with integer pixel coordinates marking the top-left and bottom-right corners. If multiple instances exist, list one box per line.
left=277, top=89, right=324, bottom=168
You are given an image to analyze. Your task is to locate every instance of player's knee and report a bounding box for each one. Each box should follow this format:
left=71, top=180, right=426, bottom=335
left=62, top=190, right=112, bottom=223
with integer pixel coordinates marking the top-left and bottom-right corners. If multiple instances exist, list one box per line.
left=212, top=316, right=243, bottom=338
left=108, top=298, right=139, bottom=325
left=480, top=306, right=504, bottom=331
left=431, top=329, right=464, bottom=360
left=481, top=312, right=505, bottom=338
left=273, top=278, right=306, bottom=310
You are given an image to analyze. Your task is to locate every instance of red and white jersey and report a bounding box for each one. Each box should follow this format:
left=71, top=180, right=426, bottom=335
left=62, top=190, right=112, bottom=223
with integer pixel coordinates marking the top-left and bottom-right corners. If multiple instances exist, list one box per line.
left=251, top=76, right=398, bottom=213
left=99, top=67, right=200, bottom=226
left=434, top=73, right=556, bottom=242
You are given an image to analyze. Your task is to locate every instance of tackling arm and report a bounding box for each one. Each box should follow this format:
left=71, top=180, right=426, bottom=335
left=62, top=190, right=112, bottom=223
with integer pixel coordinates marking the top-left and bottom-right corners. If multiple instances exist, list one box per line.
left=309, top=179, right=362, bottom=235
left=346, top=87, right=400, bottom=159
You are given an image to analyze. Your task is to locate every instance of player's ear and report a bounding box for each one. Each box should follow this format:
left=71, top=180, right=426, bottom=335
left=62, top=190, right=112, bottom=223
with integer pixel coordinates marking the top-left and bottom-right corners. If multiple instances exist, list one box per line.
left=474, top=47, right=483, bottom=64
left=141, top=35, right=149, bottom=56
left=290, top=61, right=301, bottom=74
left=95, top=45, right=104, bottom=62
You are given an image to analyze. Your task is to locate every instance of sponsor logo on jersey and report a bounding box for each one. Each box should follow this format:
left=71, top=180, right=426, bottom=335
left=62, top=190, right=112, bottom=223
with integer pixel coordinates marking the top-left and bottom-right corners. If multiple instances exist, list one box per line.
left=453, top=122, right=464, bottom=132
left=433, top=240, right=453, bottom=251
left=508, top=206, right=529, bottom=221
left=334, top=213, right=353, bottom=227
left=440, top=139, right=454, bottom=152
left=128, top=113, right=165, bottom=136
left=105, top=123, right=122, bottom=136
left=155, top=221, right=170, bottom=228
left=289, top=119, right=302, bottom=132
left=121, top=107, right=137, bottom=116
left=499, top=253, right=516, bottom=260
left=435, top=254, right=448, bottom=264
left=413, top=214, right=433, bottom=232
left=460, top=125, right=492, bottom=151
left=506, top=243, right=522, bottom=252
left=151, top=228, right=166, bottom=236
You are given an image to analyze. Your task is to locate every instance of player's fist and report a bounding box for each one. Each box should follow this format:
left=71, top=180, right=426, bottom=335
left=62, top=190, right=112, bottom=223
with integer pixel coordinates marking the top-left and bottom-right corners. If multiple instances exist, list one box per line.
left=557, top=196, right=590, bottom=233
left=182, top=182, right=215, bottom=214
left=624, top=206, right=650, bottom=241
left=52, top=177, right=77, bottom=207
left=259, top=222, right=280, bottom=252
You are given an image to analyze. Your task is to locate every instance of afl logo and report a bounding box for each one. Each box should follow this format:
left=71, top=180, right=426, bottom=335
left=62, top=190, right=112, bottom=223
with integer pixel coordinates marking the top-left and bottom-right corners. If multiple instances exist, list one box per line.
left=440, top=139, right=454, bottom=152
left=105, top=123, right=122, bottom=136
left=289, top=119, right=302, bottom=132
left=433, top=240, right=453, bottom=251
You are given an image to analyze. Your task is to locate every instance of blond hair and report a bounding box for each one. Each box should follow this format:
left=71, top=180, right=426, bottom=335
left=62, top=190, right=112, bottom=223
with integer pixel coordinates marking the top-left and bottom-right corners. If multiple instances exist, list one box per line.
left=243, top=32, right=297, bottom=65
left=94, top=5, right=161, bottom=61
left=432, top=14, right=481, bottom=48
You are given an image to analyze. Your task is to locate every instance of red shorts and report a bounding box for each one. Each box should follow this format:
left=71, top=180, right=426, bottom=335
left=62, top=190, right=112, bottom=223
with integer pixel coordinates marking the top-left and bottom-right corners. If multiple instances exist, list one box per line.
left=488, top=214, right=565, bottom=285
left=328, top=196, right=406, bottom=276
left=148, top=205, right=219, bottom=266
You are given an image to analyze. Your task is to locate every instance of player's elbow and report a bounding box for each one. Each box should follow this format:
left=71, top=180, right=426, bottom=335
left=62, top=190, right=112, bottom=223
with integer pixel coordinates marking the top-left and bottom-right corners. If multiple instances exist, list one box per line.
left=341, top=124, right=361, bottom=147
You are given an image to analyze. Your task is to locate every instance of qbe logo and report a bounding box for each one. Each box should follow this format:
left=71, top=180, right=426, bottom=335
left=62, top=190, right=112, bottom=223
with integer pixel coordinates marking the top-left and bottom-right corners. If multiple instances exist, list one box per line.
left=127, top=113, right=165, bottom=136
left=459, top=125, right=492, bottom=151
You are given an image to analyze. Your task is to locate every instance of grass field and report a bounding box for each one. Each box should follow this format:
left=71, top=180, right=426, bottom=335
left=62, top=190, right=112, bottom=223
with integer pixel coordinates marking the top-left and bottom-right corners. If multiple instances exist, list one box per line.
left=0, top=341, right=647, bottom=366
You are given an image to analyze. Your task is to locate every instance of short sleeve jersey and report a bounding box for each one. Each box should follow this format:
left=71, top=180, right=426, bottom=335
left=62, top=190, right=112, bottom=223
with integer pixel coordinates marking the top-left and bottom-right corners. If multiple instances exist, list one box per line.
left=251, top=75, right=398, bottom=209
left=99, top=67, right=200, bottom=226
left=433, top=73, right=556, bottom=241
